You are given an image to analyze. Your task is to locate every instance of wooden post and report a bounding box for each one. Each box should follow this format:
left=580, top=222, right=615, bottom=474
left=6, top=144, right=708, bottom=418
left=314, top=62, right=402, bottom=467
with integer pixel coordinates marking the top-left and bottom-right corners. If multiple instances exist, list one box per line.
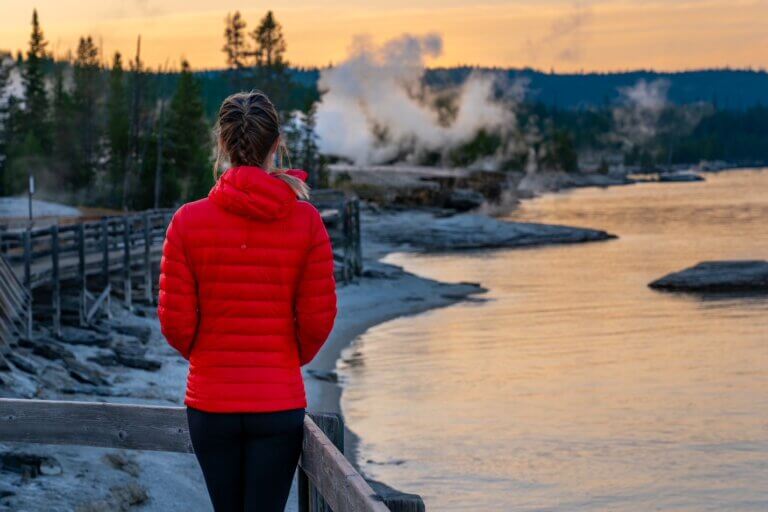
left=77, top=223, right=86, bottom=325
left=351, top=198, right=362, bottom=276
left=307, top=413, right=345, bottom=512
left=143, top=212, right=152, bottom=304
left=101, top=218, right=109, bottom=288
left=298, top=470, right=310, bottom=512
left=342, top=200, right=354, bottom=283
left=122, top=216, right=132, bottom=310
left=23, top=229, right=32, bottom=340
left=50, top=224, right=61, bottom=337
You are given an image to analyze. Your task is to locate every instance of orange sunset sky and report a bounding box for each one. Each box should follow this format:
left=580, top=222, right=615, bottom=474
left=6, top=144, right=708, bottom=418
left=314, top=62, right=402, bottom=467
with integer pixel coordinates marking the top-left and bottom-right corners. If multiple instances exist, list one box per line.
left=1, top=1, right=767, bottom=72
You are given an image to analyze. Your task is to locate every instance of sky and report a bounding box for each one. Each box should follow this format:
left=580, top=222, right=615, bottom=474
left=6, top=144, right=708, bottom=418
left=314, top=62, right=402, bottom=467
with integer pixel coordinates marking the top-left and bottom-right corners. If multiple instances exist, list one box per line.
left=1, top=0, right=767, bottom=72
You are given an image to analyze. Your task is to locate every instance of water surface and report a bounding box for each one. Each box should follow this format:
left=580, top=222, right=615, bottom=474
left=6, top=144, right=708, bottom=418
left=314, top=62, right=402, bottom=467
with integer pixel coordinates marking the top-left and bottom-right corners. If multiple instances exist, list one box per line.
left=339, top=169, right=768, bottom=511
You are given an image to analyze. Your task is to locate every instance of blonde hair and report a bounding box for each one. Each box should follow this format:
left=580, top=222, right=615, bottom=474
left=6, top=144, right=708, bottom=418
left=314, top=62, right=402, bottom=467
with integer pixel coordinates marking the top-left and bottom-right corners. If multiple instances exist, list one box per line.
left=213, top=90, right=310, bottom=200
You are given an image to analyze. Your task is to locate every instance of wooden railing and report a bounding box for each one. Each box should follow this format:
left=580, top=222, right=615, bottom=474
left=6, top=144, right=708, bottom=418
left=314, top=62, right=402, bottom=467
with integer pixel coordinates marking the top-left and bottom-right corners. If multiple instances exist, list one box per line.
left=0, top=194, right=362, bottom=343
left=0, top=398, right=422, bottom=511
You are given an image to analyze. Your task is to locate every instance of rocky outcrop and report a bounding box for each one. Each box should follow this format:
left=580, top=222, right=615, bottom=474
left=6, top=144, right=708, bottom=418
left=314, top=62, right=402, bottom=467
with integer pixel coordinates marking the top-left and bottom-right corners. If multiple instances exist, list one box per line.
left=369, top=211, right=616, bottom=252
left=649, top=260, right=768, bottom=292
left=657, top=172, right=705, bottom=183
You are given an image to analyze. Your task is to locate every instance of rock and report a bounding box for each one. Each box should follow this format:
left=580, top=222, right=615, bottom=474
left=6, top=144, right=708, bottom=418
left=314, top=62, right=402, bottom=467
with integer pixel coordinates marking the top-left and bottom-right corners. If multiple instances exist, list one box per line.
left=649, top=260, right=768, bottom=292
left=113, top=343, right=161, bottom=371
left=361, top=268, right=398, bottom=280
left=60, top=384, right=115, bottom=396
left=6, top=353, right=37, bottom=375
left=57, top=327, right=110, bottom=347
left=110, top=325, right=152, bottom=345
left=366, top=478, right=424, bottom=511
left=38, top=365, right=76, bottom=390
left=657, top=172, right=705, bottom=182
left=76, top=482, right=149, bottom=512
left=0, top=354, right=12, bottom=372
left=63, top=357, right=108, bottom=386
left=39, top=458, right=63, bottom=476
left=103, top=452, right=140, bottom=477
left=109, top=482, right=149, bottom=508
left=29, top=338, right=76, bottom=361
left=445, top=188, right=485, bottom=212
left=112, top=342, right=146, bottom=358
left=371, top=211, right=616, bottom=252
left=0, top=452, right=61, bottom=478
left=305, top=369, right=338, bottom=383
left=87, top=353, right=119, bottom=367
left=114, top=354, right=162, bottom=371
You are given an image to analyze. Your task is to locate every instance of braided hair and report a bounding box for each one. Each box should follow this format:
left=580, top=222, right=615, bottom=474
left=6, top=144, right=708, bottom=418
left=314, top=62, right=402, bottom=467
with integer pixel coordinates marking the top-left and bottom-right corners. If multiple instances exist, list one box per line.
left=214, top=90, right=309, bottom=199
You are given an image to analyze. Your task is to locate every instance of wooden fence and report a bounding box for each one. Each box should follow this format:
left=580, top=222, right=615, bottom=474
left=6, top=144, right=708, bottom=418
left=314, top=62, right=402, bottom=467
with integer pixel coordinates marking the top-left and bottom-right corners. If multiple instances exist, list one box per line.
left=0, top=398, right=422, bottom=511
left=0, top=193, right=362, bottom=343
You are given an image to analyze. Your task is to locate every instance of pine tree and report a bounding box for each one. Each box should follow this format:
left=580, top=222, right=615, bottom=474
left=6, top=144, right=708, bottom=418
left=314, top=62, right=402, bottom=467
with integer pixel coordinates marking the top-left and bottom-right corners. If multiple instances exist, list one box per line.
left=107, top=52, right=130, bottom=206
left=22, top=9, right=50, bottom=149
left=0, top=54, right=12, bottom=195
left=297, top=104, right=326, bottom=188
left=251, top=11, right=286, bottom=69
left=165, top=60, right=211, bottom=204
left=123, top=36, right=144, bottom=210
left=51, top=64, right=78, bottom=190
left=72, top=36, right=101, bottom=189
left=223, top=12, right=248, bottom=71
left=251, top=11, right=290, bottom=107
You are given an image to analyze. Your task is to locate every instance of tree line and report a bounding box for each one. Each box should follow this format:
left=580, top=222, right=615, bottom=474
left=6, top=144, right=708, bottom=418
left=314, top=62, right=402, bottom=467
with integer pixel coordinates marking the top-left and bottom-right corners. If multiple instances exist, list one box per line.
left=2, top=9, right=767, bottom=208
left=0, top=9, right=323, bottom=209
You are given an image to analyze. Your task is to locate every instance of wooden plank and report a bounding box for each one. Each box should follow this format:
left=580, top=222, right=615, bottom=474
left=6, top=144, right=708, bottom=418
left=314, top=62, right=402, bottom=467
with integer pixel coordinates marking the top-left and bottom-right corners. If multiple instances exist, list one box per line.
left=77, top=223, right=86, bottom=326
left=86, top=284, right=111, bottom=324
left=22, top=230, right=32, bottom=339
left=0, top=398, right=193, bottom=453
left=122, top=216, right=132, bottom=309
left=0, top=399, right=394, bottom=512
left=143, top=212, right=152, bottom=304
left=50, top=224, right=61, bottom=336
left=101, top=218, right=109, bottom=289
left=308, top=413, right=345, bottom=511
left=300, top=417, right=389, bottom=512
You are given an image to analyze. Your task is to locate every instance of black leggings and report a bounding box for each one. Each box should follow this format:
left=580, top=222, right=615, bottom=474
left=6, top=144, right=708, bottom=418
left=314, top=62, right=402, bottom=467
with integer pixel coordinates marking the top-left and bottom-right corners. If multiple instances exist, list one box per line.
left=186, top=407, right=305, bottom=512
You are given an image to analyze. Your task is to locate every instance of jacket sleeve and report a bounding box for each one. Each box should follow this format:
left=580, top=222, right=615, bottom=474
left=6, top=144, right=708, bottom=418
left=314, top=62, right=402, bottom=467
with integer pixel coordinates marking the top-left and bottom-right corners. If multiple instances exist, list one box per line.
left=158, top=207, right=199, bottom=359
left=295, top=208, right=337, bottom=365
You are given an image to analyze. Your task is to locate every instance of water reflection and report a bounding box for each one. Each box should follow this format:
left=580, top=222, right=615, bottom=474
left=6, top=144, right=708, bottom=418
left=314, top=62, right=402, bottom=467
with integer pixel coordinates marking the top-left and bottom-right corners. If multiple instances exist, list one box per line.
left=340, top=170, right=768, bottom=511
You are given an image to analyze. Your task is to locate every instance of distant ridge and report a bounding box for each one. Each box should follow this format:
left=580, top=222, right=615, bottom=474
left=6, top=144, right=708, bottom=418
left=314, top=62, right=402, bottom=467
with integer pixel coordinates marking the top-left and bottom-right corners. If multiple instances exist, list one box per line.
left=192, top=67, right=768, bottom=111
left=260, top=67, right=768, bottom=111
left=424, top=67, right=768, bottom=110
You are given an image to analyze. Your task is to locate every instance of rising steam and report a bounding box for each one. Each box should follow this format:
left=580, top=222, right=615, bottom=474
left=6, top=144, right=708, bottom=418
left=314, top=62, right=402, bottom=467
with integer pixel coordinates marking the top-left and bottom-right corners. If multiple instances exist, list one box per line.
left=315, top=34, right=514, bottom=166
left=612, top=78, right=670, bottom=150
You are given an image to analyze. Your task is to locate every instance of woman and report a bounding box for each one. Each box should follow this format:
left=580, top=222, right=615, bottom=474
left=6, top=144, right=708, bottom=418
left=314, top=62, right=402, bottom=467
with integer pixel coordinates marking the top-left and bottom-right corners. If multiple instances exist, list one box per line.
left=158, top=90, right=337, bottom=511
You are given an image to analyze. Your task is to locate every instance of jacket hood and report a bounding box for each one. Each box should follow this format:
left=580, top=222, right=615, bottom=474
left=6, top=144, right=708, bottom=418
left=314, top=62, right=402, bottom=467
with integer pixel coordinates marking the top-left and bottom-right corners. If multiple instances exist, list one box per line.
left=208, top=166, right=308, bottom=221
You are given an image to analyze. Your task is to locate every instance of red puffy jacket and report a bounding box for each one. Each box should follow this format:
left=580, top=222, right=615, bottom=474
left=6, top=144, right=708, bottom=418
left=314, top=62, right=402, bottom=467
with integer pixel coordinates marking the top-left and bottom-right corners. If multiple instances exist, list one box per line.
left=158, top=166, right=337, bottom=412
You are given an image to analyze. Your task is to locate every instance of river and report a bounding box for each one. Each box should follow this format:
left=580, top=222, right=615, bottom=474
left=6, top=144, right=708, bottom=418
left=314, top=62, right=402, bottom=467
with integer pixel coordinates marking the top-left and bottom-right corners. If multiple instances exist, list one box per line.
left=339, top=169, right=768, bottom=511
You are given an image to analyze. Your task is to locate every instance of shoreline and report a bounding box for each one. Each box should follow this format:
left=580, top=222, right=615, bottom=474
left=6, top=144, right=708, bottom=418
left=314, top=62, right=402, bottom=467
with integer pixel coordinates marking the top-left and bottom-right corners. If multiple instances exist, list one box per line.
left=304, top=259, right=487, bottom=474
left=3, top=168, right=758, bottom=509
left=312, top=165, right=766, bottom=497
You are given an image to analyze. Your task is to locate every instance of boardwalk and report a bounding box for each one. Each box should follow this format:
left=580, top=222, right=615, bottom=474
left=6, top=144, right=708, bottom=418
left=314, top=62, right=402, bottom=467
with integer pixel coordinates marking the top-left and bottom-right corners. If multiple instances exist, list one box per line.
left=0, top=193, right=361, bottom=342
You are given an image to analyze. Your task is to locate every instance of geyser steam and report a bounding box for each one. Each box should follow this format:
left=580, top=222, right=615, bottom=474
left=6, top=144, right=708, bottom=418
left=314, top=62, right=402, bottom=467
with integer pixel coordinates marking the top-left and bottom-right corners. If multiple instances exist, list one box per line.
left=315, top=34, right=513, bottom=166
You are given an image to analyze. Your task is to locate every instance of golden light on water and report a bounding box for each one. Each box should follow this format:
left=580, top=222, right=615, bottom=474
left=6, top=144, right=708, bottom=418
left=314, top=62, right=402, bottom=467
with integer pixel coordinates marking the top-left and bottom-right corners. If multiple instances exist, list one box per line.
left=0, top=1, right=767, bottom=71
left=341, top=170, right=768, bottom=510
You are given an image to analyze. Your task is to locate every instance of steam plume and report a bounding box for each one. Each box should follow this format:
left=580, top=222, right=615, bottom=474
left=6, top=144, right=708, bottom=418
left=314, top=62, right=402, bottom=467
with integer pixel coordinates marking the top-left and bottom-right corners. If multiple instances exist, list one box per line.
left=315, top=34, right=514, bottom=166
left=612, top=79, right=670, bottom=150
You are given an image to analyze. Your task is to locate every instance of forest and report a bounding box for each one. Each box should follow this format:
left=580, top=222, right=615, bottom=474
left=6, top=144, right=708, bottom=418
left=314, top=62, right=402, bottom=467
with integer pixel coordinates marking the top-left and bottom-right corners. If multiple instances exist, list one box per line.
left=1, top=9, right=768, bottom=210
